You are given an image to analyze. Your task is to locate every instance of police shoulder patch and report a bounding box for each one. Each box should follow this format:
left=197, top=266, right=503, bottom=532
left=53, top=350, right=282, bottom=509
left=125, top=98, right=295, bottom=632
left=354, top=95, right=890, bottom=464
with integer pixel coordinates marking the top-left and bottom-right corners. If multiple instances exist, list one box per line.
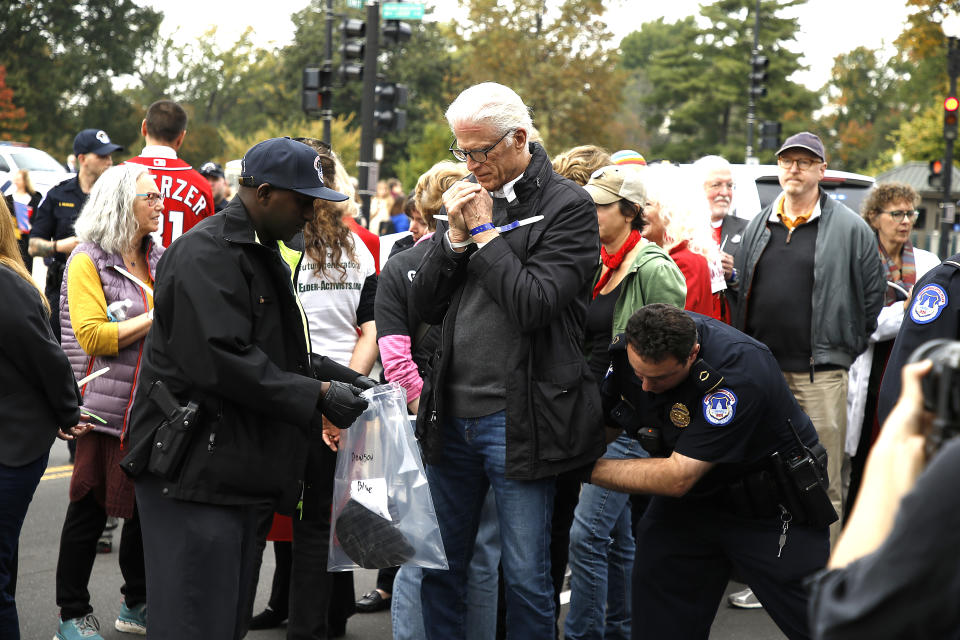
left=702, top=388, right=737, bottom=426
left=910, top=283, right=948, bottom=325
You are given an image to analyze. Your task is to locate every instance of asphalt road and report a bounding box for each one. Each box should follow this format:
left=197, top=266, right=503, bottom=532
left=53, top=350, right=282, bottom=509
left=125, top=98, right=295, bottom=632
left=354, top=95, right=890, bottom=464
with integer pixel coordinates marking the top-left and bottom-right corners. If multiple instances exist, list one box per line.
left=16, top=438, right=786, bottom=639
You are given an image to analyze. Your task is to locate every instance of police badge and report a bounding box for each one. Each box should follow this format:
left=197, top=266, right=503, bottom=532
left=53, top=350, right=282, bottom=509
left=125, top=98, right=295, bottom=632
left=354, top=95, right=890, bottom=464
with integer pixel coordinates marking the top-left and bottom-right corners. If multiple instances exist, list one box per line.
left=669, top=403, right=690, bottom=428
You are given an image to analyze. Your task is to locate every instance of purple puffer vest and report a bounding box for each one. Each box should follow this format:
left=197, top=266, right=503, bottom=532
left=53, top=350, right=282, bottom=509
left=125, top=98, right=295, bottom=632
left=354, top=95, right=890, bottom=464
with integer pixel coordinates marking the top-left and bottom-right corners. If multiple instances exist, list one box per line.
left=59, top=240, right=163, bottom=438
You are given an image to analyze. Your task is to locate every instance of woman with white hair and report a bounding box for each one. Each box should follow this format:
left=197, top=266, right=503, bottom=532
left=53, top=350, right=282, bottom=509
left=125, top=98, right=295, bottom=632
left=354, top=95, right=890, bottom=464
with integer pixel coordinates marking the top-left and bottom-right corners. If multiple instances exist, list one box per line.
left=641, top=163, right=725, bottom=318
left=51, top=163, right=163, bottom=639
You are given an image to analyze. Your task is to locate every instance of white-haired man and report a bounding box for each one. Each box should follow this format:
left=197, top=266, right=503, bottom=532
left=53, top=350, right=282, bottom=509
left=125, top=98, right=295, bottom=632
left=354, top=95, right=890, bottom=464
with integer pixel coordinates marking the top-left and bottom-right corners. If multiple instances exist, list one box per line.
left=694, top=155, right=746, bottom=280
left=410, top=82, right=605, bottom=638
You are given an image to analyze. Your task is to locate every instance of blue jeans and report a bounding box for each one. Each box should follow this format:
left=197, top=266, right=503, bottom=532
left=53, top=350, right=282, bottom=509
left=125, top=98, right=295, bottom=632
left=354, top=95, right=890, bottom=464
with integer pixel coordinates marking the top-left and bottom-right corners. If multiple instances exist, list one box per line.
left=392, top=488, right=500, bottom=640
left=0, top=453, right=48, bottom=640
left=565, top=435, right=646, bottom=640
left=421, top=411, right=556, bottom=639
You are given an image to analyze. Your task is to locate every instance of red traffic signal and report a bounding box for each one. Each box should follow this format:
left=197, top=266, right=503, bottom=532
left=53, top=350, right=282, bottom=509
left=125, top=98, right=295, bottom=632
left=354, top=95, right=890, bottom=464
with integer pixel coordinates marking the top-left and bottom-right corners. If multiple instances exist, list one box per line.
left=946, top=96, right=960, bottom=112
left=929, top=159, right=944, bottom=188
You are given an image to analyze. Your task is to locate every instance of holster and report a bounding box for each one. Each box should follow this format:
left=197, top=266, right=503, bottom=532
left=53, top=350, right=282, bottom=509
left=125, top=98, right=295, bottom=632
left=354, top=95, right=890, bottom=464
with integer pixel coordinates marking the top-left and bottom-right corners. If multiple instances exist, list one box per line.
left=145, top=380, right=200, bottom=481
left=770, top=444, right=838, bottom=527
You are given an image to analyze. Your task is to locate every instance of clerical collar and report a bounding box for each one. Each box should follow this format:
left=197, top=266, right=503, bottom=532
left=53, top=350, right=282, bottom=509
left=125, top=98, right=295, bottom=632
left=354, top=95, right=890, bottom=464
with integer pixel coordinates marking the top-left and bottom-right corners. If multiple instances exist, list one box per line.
left=490, top=172, right=523, bottom=203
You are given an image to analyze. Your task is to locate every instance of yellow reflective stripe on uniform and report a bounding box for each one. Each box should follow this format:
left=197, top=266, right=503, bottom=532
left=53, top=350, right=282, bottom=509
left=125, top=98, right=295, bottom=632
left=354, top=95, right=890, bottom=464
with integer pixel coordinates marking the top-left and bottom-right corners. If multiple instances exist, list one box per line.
left=277, top=240, right=311, bottom=354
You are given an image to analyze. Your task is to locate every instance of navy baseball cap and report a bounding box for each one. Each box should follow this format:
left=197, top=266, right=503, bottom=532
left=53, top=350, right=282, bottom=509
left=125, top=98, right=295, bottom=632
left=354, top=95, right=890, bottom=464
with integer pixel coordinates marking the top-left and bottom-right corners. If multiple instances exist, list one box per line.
left=776, top=132, right=826, bottom=162
left=199, top=161, right=225, bottom=178
left=239, top=137, right=348, bottom=202
left=73, top=129, right=123, bottom=156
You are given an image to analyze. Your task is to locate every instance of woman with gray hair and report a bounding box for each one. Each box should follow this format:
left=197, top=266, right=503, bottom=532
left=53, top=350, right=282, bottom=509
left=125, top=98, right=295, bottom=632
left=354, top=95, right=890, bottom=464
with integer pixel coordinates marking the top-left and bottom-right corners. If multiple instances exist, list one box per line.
left=641, top=163, right=725, bottom=318
left=51, top=163, right=163, bottom=640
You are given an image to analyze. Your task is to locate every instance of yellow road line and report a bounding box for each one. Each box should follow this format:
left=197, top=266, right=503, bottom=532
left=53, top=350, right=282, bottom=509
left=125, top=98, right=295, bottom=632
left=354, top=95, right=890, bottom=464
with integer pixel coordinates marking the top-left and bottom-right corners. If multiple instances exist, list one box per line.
left=46, top=464, right=74, bottom=473
left=41, top=465, right=74, bottom=481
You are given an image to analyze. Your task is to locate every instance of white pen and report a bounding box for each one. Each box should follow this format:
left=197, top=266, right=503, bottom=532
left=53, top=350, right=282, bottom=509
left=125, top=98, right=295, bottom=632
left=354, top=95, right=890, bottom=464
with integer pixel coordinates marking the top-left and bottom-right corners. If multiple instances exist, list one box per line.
left=77, top=367, right=110, bottom=387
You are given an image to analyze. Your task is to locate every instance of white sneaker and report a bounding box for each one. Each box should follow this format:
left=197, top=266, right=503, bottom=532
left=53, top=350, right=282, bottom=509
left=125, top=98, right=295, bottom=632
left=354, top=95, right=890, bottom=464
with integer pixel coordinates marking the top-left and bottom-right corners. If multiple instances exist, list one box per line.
left=728, top=586, right=763, bottom=609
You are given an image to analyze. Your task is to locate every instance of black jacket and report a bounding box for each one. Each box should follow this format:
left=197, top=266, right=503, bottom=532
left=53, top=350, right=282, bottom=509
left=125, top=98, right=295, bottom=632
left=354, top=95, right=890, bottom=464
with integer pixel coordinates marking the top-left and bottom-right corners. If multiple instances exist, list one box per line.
left=126, top=198, right=324, bottom=509
left=0, top=265, right=80, bottom=466
left=410, top=142, right=606, bottom=480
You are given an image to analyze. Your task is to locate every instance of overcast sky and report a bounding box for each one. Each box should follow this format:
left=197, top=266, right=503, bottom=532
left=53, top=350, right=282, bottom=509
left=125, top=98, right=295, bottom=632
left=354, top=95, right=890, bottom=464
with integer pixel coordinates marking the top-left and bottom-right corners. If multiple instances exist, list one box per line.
left=136, top=0, right=916, bottom=90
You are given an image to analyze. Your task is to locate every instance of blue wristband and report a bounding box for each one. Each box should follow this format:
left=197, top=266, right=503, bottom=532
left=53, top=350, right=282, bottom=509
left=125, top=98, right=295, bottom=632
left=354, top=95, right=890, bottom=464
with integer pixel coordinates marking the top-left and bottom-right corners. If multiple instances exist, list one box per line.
left=469, top=222, right=495, bottom=236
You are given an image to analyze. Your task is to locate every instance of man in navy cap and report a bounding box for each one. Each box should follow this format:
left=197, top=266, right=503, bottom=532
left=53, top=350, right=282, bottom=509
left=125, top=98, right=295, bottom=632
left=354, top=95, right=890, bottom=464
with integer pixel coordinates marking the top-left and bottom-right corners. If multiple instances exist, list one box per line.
left=29, top=128, right=123, bottom=338
left=199, top=160, right=230, bottom=212
left=729, top=132, right=885, bottom=607
left=125, top=137, right=370, bottom=640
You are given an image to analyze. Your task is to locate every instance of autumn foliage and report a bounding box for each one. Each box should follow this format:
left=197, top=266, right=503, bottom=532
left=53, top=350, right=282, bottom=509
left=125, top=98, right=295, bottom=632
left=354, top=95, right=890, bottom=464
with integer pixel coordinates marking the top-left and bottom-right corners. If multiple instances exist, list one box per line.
left=0, top=65, right=28, bottom=142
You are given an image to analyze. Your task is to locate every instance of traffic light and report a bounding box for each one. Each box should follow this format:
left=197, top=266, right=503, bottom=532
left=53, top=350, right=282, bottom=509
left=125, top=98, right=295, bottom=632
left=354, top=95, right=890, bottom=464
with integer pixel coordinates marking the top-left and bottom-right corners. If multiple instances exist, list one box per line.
left=302, top=66, right=333, bottom=114
left=374, top=82, right=408, bottom=132
left=945, top=95, right=959, bottom=140
left=759, top=121, right=781, bottom=150
left=929, top=159, right=944, bottom=188
left=382, top=20, right=412, bottom=45
left=340, top=18, right=366, bottom=82
left=749, top=54, right=769, bottom=98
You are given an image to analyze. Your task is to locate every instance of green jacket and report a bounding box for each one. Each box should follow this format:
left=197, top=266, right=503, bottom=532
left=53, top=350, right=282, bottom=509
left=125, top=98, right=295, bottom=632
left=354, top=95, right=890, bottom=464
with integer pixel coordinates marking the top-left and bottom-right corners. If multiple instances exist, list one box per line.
left=601, top=242, right=687, bottom=336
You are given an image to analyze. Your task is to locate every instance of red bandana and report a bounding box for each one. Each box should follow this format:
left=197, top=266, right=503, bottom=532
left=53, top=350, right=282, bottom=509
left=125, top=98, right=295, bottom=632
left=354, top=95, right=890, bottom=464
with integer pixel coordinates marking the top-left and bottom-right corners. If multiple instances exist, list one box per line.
left=593, top=229, right=641, bottom=299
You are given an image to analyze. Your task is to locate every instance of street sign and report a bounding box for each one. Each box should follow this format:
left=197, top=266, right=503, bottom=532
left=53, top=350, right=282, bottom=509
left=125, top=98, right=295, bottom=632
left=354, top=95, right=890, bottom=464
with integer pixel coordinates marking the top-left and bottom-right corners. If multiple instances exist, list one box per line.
left=346, top=0, right=363, bottom=8
left=382, top=1, right=425, bottom=20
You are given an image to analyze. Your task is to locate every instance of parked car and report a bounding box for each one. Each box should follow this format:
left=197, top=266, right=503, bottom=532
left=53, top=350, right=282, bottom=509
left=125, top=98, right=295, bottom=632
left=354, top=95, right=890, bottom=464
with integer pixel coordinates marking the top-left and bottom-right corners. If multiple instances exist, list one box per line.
left=727, top=164, right=875, bottom=221
left=0, top=141, right=74, bottom=198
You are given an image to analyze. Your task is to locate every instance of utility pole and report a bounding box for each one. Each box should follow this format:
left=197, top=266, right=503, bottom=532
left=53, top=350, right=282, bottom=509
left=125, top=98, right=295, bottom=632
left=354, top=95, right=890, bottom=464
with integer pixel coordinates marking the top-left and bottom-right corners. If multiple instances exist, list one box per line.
left=322, top=0, right=334, bottom=144
left=357, top=1, right=380, bottom=223
left=939, top=36, right=960, bottom=257
left=745, top=0, right=763, bottom=164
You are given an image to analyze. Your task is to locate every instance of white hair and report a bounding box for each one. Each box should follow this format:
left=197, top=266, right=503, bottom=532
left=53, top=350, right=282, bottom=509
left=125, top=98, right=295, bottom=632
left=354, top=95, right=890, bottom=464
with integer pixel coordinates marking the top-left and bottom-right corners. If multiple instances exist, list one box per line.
left=445, top=82, right=534, bottom=144
left=74, top=163, right=150, bottom=255
left=641, top=164, right=719, bottom=262
left=692, top=155, right=732, bottom=184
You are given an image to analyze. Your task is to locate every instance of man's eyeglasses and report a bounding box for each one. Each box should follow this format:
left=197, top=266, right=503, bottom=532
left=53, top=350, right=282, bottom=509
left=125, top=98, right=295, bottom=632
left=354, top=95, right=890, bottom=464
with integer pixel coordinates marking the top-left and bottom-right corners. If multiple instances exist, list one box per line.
left=881, top=209, right=919, bottom=222
left=449, top=129, right=514, bottom=163
left=777, top=156, right=821, bottom=171
left=706, top=181, right=734, bottom=191
left=136, top=193, right=164, bottom=205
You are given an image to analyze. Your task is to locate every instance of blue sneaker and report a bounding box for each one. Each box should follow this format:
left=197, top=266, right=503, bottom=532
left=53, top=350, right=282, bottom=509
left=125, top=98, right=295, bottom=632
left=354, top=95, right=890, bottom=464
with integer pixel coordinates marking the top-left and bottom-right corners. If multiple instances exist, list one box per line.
left=54, top=614, right=104, bottom=640
left=114, top=601, right=147, bottom=635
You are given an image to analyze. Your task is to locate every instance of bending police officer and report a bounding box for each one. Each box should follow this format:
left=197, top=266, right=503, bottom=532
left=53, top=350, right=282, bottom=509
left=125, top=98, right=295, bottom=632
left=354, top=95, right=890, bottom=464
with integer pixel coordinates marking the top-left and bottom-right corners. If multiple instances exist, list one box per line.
left=588, top=304, right=833, bottom=640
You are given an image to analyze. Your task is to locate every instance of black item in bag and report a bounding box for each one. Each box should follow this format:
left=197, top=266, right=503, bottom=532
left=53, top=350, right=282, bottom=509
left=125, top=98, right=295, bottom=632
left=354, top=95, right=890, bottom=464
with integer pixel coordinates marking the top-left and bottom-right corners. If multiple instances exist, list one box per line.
left=335, top=498, right=415, bottom=569
left=145, top=380, right=200, bottom=481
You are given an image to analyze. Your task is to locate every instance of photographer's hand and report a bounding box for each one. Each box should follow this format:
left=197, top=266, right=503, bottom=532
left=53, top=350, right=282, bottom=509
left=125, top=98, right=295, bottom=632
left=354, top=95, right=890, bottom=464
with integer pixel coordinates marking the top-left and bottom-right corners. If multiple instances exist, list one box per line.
left=830, top=359, right=933, bottom=569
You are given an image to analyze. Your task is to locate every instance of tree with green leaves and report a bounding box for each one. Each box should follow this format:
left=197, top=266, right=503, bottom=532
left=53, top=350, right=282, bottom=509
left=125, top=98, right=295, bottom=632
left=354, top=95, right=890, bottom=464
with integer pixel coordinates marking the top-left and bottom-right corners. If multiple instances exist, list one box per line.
left=0, top=0, right=161, bottom=154
left=450, top=0, right=624, bottom=153
left=619, top=0, right=818, bottom=163
left=818, top=1, right=955, bottom=174
left=818, top=46, right=941, bottom=173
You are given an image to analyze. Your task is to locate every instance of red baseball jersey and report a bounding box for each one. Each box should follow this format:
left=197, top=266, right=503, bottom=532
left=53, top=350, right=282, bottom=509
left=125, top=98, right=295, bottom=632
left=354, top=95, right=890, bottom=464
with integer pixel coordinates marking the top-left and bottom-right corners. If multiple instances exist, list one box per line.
left=126, top=155, right=215, bottom=247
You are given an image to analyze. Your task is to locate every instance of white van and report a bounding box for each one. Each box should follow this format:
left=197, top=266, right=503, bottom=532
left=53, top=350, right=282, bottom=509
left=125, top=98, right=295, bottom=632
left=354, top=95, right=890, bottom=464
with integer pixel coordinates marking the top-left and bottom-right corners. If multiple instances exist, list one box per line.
left=726, top=164, right=875, bottom=221
left=0, top=141, right=74, bottom=198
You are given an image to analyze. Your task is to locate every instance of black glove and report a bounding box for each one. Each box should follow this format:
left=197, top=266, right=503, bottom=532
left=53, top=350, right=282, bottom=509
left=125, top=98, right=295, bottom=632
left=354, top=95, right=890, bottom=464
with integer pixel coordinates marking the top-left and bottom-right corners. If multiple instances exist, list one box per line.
left=354, top=375, right=377, bottom=390
left=335, top=498, right=415, bottom=569
left=321, top=380, right=368, bottom=428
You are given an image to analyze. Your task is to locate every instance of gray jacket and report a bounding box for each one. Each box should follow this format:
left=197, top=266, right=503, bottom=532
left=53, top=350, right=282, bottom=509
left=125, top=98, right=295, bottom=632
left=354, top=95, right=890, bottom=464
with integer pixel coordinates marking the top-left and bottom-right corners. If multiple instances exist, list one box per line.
left=731, top=190, right=885, bottom=370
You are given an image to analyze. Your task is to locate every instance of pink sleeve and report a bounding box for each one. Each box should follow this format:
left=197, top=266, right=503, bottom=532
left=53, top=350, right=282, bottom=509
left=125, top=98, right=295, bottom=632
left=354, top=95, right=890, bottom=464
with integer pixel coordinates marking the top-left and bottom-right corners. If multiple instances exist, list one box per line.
left=377, top=334, right=423, bottom=402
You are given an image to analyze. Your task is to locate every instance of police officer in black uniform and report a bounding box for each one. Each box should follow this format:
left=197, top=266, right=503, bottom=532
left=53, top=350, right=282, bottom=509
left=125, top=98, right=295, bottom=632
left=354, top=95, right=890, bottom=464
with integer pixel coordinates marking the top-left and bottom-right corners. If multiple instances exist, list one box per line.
left=199, top=161, right=230, bottom=212
left=589, top=304, right=833, bottom=640
left=877, top=253, right=959, bottom=425
left=29, top=128, right=122, bottom=337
